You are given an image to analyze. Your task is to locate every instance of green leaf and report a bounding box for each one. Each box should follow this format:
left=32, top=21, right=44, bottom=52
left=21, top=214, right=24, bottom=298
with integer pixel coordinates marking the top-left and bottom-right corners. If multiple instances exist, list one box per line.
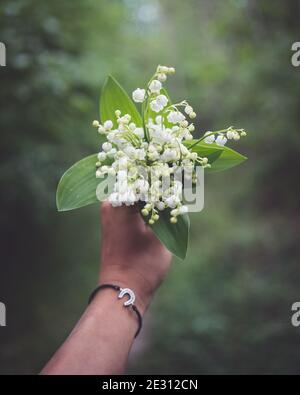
left=100, top=75, right=142, bottom=128
left=184, top=140, right=247, bottom=172
left=205, top=144, right=247, bottom=173
left=56, top=154, right=104, bottom=211
left=151, top=211, right=190, bottom=260
left=184, top=141, right=223, bottom=164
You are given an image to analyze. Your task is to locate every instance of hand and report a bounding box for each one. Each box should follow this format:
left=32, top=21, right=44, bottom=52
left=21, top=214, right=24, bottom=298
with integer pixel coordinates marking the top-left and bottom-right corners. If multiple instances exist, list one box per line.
left=99, top=202, right=172, bottom=313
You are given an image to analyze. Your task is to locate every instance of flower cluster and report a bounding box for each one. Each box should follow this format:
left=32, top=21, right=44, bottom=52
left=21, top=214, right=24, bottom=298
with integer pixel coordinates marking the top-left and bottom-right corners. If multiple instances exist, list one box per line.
left=92, top=65, right=245, bottom=224
left=203, top=126, right=247, bottom=146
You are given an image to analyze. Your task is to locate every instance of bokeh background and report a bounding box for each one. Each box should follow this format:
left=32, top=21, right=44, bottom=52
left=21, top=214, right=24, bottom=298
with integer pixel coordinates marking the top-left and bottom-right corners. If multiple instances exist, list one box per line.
left=1, top=0, right=300, bottom=375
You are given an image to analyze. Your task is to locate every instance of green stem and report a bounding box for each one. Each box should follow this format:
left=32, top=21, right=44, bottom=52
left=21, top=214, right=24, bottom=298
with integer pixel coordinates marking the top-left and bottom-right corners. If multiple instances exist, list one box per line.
left=142, top=100, right=150, bottom=142
left=142, top=72, right=159, bottom=142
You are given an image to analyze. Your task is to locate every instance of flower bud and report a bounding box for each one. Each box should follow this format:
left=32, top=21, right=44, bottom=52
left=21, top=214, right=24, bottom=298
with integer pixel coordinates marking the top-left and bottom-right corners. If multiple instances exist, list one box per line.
left=141, top=208, right=149, bottom=217
left=170, top=216, right=178, bottom=224
left=97, top=152, right=107, bottom=161
left=104, top=120, right=113, bottom=130
left=227, top=131, right=234, bottom=139
left=149, top=79, right=162, bottom=94
left=102, top=142, right=112, bottom=152
left=92, top=120, right=100, bottom=127
left=156, top=201, right=165, bottom=210
left=185, top=106, right=193, bottom=115
left=189, top=112, right=196, bottom=119
left=107, top=148, right=117, bottom=158
left=181, top=120, right=189, bottom=128
left=132, top=88, right=146, bottom=103
left=157, top=65, right=169, bottom=73
left=157, top=73, right=167, bottom=82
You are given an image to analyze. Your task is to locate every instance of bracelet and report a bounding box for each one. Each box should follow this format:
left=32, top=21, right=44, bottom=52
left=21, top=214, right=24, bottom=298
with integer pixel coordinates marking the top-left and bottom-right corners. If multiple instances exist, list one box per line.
left=88, top=284, right=143, bottom=338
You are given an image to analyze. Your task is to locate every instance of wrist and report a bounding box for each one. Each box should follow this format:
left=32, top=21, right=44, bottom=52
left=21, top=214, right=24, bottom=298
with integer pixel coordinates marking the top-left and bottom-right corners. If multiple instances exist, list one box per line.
left=99, top=268, right=155, bottom=315
left=88, top=284, right=143, bottom=339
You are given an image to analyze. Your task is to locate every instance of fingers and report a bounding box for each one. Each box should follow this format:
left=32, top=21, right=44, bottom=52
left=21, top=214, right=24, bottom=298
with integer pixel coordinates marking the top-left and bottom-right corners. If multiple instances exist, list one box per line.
left=101, top=202, right=146, bottom=230
left=101, top=203, right=170, bottom=247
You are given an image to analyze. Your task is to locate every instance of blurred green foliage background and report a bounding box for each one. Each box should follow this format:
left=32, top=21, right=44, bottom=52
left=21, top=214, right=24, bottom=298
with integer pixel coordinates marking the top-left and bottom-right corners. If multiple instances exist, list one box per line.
left=1, top=0, right=300, bottom=374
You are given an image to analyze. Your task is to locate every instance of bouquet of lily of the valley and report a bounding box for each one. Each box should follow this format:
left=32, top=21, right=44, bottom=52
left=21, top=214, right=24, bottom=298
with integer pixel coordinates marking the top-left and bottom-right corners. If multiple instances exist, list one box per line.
left=56, top=65, right=247, bottom=259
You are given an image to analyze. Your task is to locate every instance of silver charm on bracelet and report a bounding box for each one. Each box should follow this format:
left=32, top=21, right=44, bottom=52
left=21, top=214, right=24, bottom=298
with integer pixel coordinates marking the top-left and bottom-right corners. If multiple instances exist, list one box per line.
left=118, top=288, right=136, bottom=307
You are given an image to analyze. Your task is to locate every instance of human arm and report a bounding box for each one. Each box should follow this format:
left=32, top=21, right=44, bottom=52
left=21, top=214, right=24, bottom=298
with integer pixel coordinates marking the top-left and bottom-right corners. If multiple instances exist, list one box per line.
left=41, top=202, right=172, bottom=375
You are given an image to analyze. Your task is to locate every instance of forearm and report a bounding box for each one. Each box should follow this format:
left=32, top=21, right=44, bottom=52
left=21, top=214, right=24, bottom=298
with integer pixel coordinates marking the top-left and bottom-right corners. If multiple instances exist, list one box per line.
left=41, top=288, right=141, bottom=375
left=42, top=203, right=172, bottom=375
